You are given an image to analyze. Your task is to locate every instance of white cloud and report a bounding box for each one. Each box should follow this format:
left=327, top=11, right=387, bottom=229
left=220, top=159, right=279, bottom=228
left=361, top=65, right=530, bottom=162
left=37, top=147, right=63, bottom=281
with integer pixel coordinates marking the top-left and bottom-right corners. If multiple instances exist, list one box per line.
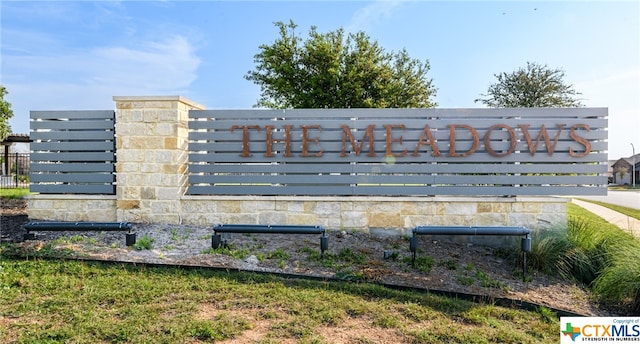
left=345, top=0, right=406, bottom=33
left=90, top=35, right=200, bottom=90
left=4, top=35, right=201, bottom=134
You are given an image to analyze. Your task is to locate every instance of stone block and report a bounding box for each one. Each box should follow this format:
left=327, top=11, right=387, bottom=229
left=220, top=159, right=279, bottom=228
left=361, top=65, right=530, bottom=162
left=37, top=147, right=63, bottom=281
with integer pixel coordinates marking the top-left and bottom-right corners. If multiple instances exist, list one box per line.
left=157, top=188, right=180, bottom=200
left=303, top=202, right=316, bottom=213
left=117, top=163, right=139, bottom=173
left=400, top=202, right=418, bottom=215
left=28, top=199, right=54, bottom=210
left=511, top=202, right=542, bottom=213
left=507, top=213, right=537, bottom=227
left=286, top=213, right=318, bottom=225
left=155, top=122, right=175, bottom=136
left=316, top=202, right=339, bottom=216
left=117, top=150, right=145, bottom=162
left=287, top=202, right=304, bottom=212
left=117, top=200, right=140, bottom=210
left=474, top=213, right=508, bottom=226
left=491, top=202, right=511, bottom=213
left=128, top=136, right=159, bottom=149
left=218, top=201, right=241, bottom=213
left=86, top=209, right=117, bottom=222
left=415, top=202, right=439, bottom=215
left=120, top=186, right=140, bottom=200
left=141, top=187, right=156, bottom=200
left=341, top=211, right=367, bottom=229
left=129, top=109, right=144, bottom=122
left=158, top=109, right=179, bottom=122
left=241, top=200, right=275, bottom=213
left=258, top=212, right=287, bottom=224
left=476, top=203, right=492, bottom=213
left=226, top=213, right=258, bottom=224
left=144, top=101, right=175, bottom=109
left=140, top=163, right=160, bottom=173
left=142, top=109, right=159, bottom=123
left=444, top=203, right=477, bottom=216
left=151, top=200, right=177, bottom=214
left=155, top=150, right=173, bottom=163
left=116, top=102, right=132, bottom=109
left=369, top=212, right=402, bottom=228
left=164, top=137, right=178, bottom=149
left=182, top=200, right=217, bottom=214
left=404, top=215, right=433, bottom=228
left=369, top=202, right=401, bottom=213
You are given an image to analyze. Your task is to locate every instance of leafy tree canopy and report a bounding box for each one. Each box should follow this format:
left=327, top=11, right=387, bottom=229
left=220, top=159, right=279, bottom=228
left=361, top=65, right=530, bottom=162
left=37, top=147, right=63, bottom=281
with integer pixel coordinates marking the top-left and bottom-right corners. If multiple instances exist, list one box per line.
left=0, top=85, right=14, bottom=141
left=475, top=62, right=583, bottom=108
left=245, top=20, right=437, bottom=109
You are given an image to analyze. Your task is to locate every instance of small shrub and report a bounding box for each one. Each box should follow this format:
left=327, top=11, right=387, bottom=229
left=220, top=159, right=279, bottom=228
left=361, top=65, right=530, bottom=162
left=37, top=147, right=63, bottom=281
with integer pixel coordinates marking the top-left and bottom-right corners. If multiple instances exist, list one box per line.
left=267, top=248, right=290, bottom=260
left=457, top=274, right=474, bottom=286
left=202, top=244, right=251, bottom=260
left=337, top=248, right=366, bottom=264
left=403, top=255, right=434, bottom=273
left=439, top=258, right=457, bottom=270
left=475, top=270, right=507, bottom=289
left=134, top=235, right=155, bottom=250
left=592, top=244, right=640, bottom=312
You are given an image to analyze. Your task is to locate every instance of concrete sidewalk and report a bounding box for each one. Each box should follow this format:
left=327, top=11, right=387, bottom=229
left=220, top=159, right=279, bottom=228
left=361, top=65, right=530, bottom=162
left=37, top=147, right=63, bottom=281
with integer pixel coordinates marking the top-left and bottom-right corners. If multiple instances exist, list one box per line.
left=571, top=199, right=640, bottom=238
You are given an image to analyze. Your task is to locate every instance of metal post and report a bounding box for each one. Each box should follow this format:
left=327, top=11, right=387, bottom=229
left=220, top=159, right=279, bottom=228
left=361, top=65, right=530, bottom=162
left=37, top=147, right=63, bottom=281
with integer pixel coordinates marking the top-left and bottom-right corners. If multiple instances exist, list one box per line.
left=632, top=143, right=636, bottom=188
left=14, top=153, right=19, bottom=188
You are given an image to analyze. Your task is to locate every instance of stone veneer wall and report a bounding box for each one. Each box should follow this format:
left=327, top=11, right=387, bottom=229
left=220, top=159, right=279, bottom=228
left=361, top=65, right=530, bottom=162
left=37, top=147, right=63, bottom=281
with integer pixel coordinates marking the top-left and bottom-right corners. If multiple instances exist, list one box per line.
left=179, top=196, right=567, bottom=236
left=28, top=194, right=567, bottom=235
left=27, top=96, right=568, bottom=236
left=113, top=96, right=205, bottom=224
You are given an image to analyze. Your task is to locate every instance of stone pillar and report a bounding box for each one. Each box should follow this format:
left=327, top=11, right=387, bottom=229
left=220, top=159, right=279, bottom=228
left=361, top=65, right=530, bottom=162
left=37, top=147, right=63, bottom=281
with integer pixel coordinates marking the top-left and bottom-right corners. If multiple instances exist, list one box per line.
left=113, top=96, right=205, bottom=223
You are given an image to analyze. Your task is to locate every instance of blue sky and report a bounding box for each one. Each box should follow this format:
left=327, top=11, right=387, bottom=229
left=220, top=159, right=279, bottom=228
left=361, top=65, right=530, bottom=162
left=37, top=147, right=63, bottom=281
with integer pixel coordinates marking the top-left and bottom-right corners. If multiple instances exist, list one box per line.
left=1, top=0, right=638, bottom=158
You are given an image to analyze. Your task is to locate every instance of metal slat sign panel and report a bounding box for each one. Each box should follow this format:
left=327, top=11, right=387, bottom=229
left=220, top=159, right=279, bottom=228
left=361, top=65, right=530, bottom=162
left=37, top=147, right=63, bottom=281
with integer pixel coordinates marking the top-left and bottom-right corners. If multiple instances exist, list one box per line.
left=188, top=108, right=608, bottom=196
left=30, top=110, right=116, bottom=194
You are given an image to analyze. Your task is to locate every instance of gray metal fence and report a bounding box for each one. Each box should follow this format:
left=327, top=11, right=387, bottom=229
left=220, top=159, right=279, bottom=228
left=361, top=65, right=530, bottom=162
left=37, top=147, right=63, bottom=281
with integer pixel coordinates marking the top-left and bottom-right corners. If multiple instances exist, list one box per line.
left=188, top=108, right=608, bottom=196
left=1, top=153, right=30, bottom=188
left=30, top=110, right=116, bottom=194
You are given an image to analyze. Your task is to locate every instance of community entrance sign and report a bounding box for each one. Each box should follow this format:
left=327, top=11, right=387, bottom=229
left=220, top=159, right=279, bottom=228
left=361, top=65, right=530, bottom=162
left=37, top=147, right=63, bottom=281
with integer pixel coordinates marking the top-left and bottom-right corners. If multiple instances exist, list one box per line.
left=188, top=108, right=607, bottom=196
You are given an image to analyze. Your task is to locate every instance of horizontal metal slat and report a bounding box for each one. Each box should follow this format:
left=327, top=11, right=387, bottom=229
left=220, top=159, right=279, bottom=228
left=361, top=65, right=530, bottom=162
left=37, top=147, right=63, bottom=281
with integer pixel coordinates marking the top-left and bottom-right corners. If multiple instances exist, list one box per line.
left=31, top=141, right=115, bottom=152
left=187, top=185, right=607, bottom=196
left=31, top=152, right=115, bottom=162
left=188, top=152, right=607, bottom=164
left=31, top=173, right=115, bottom=183
left=31, top=162, right=114, bottom=173
left=188, top=162, right=607, bottom=174
left=190, top=118, right=607, bottom=130
left=31, top=120, right=115, bottom=130
left=31, top=131, right=114, bottom=141
left=188, top=173, right=605, bottom=185
left=30, top=184, right=115, bottom=194
left=190, top=107, right=607, bottom=120
left=31, top=110, right=115, bottom=120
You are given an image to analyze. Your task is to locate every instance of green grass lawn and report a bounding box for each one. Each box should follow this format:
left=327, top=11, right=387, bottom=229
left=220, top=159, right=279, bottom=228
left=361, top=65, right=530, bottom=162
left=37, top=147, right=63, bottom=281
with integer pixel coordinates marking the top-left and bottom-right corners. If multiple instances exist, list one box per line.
left=0, top=187, right=30, bottom=199
left=0, top=257, right=559, bottom=343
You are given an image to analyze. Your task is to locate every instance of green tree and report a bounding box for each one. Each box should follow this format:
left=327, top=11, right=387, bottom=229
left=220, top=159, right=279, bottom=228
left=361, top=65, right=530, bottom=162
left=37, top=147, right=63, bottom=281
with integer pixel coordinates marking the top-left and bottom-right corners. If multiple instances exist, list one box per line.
left=245, top=20, right=437, bottom=109
left=475, top=62, right=583, bottom=108
left=0, top=85, right=14, bottom=141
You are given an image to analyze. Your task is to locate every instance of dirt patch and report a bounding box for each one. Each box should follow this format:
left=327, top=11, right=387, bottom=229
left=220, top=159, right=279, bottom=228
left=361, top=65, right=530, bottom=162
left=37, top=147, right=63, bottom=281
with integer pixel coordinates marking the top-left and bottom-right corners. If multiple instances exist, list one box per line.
left=0, top=197, right=620, bottom=316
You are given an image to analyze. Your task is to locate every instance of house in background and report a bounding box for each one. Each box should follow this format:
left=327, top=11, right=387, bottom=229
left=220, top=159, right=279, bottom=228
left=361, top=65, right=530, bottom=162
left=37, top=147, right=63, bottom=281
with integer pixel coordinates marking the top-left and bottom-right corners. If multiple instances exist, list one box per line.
left=611, top=153, right=640, bottom=185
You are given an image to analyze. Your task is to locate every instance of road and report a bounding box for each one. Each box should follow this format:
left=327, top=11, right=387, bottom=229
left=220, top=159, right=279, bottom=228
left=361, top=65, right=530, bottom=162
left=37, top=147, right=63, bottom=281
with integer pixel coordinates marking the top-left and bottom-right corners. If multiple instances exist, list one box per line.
left=577, top=190, right=640, bottom=210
